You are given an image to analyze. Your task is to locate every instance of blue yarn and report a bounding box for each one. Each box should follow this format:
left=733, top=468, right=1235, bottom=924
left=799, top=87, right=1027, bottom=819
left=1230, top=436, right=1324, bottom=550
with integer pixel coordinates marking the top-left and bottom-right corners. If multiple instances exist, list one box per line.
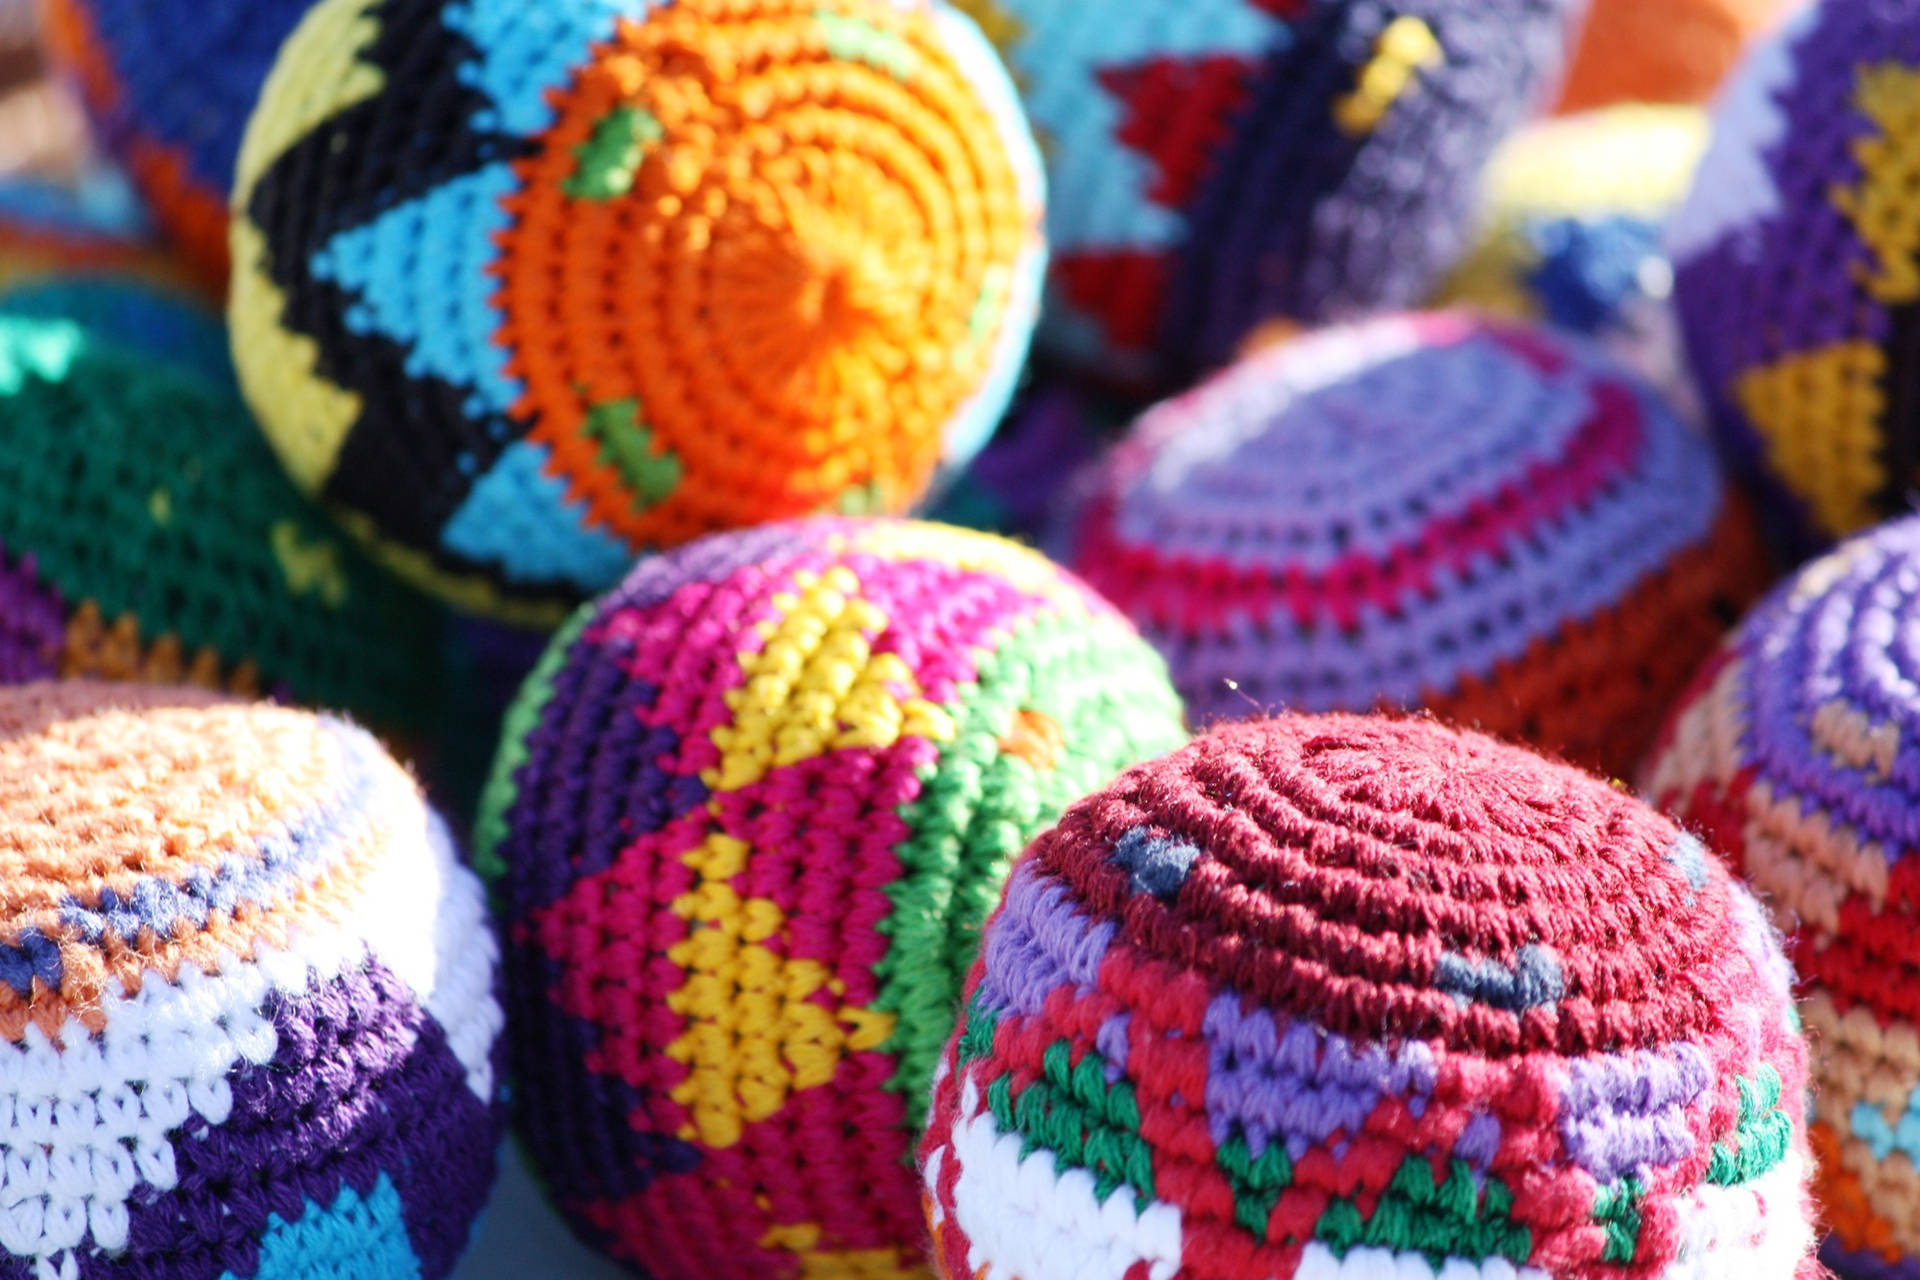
left=1524, top=214, right=1664, bottom=336
left=444, top=0, right=657, bottom=134
left=314, top=162, right=525, bottom=420
left=1111, top=826, right=1201, bottom=901
left=441, top=440, right=639, bottom=590
left=232, top=1174, right=422, bottom=1280
left=0, top=277, right=234, bottom=389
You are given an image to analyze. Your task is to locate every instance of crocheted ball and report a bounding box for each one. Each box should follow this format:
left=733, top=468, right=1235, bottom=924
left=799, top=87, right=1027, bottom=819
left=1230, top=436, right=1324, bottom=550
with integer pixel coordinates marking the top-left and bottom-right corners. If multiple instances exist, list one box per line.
left=475, top=515, right=1187, bottom=1279
left=1556, top=0, right=1799, bottom=113
left=39, top=0, right=309, bottom=288
left=956, top=0, right=1582, bottom=388
left=0, top=174, right=176, bottom=288
left=1053, top=311, right=1771, bottom=777
left=1669, top=2, right=1920, bottom=553
left=231, top=0, right=1046, bottom=625
left=921, top=714, right=1818, bottom=1279
left=927, top=378, right=1119, bottom=539
left=0, top=680, right=505, bottom=1279
left=1434, top=105, right=1708, bottom=420
left=0, top=273, right=233, bottom=387
left=0, top=313, right=440, bottom=733
left=1642, top=515, right=1920, bottom=1279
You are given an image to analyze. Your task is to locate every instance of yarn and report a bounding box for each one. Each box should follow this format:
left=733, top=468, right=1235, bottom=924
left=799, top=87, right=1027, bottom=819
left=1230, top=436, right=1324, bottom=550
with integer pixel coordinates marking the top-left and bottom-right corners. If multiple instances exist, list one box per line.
left=39, top=0, right=312, bottom=288
left=475, top=515, right=1186, bottom=1280
left=1669, top=1, right=1920, bottom=553
left=1434, top=105, right=1709, bottom=421
left=1556, top=0, right=1801, bottom=113
left=230, top=0, right=1046, bottom=625
left=1052, top=310, right=1771, bottom=778
left=0, top=274, right=233, bottom=388
left=955, top=0, right=1583, bottom=388
left=0, top=174, right=177, bottom=288
left=0, top=680, right=505, bottom=1279
left=921, top=713, right=1819, bottom=1279
left=927, top=377, right=1118, bottom=539
left=0, top=312, right=441, bottom=735
left=1641, top=515, right=1920, bottom=1279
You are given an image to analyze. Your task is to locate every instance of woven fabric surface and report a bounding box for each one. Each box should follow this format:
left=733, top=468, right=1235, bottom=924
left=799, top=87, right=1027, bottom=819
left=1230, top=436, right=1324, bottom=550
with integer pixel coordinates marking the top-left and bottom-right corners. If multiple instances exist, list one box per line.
left=1669, top=1, right=1920, bottom=554
left=474, top=515, right=1187, bottom=1280
left=0, top=680, right=505, bottom=1279
left=0, top=312, right=441, bottom=736
left=1052, top=310, right=1770, bottom=778
left=230, top=0, right=1046, bottom=625
left=1642, top=515, right=1920, bottom=1280
left=1555, top=0, right=1801, bottom=112
left=1434, top=105, right=1709, bottom=422
left=952, top=0, right=1582, bottom=389
left=921, top=713, right=1818, bottom=1279
left=38, top=0, right=310, bottom=289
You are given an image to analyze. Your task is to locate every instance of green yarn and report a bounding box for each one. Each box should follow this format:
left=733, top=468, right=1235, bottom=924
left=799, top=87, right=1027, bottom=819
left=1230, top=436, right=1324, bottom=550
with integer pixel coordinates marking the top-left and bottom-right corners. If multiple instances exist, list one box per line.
left=1594, top=1176, right=1645, bottom=1264
left=986, top=1041, right=1154, bottom=1210
left=1316, top=1160, right=1528, bottom=1265
left=1218, top=1131, right=1293, bottom=1237
left=0, top=315, right=439, bottom=730
left=582, top=398, right=681, bottom=510
left=873, top=607, right=1187, bottom=1133
left=473, top=603, right=596, bottom=882
left=564, top=106, right=662, bottom=201
left=1708, top=1065, right=1792, bottom=1186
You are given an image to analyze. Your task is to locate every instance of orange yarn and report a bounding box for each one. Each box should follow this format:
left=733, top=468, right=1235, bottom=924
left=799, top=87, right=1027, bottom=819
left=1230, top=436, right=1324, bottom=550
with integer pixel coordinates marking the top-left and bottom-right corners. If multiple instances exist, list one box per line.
left=124, top=137, right=232, bottom=290
left=496, top=0, right=1032, bottom=545
left=1555, top=0, right=1797, bottom=112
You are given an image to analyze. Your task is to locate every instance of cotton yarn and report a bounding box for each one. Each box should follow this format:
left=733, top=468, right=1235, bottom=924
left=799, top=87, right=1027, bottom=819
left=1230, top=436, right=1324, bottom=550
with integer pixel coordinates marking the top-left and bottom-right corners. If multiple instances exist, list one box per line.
left=955, top=0, right=1583, bottom=388
left=1434, top=105, right=1709, bottom=420
left=0, top=680, right=505, bottom=1279
left=921, top=713, right=1818, bottom=1279
left=1642, top=515, right=1920, bottom=1279
left=39, top=0, right=312, bottom=287
left=1555, top=0, right=1801, bottom=113
left=0, top=312, right=440, bottom=734
left=231, top=0, right=1046, bottom=624
left=1669, top=1, right=1920, bottom=552
left=475, top=515, right=1186, bottom=1279
left=1053, top=311, right=1769, bottom=777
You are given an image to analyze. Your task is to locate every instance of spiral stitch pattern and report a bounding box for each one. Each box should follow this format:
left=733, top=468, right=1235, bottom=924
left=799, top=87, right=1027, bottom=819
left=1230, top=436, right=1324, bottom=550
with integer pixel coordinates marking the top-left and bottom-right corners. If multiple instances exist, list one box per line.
left=231, top=0, right=1045, bottom=623
left=1054, top=311, right=1769, bottom=777
left=1643, top=515, right=1920, bottom=1280
left=0, top=681, right=504, bottom=1279
left=475, top=515, right=1186, bottom=1280
left=922, top=714, right=1817, bottom=1279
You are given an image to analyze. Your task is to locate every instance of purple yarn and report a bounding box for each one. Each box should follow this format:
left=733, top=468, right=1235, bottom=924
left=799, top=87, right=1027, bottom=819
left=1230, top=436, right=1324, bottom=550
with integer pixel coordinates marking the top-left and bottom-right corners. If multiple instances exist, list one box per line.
left=1826, top=1237, right=1920, bottom=1280
left=0, top=548, right=65, bottom=683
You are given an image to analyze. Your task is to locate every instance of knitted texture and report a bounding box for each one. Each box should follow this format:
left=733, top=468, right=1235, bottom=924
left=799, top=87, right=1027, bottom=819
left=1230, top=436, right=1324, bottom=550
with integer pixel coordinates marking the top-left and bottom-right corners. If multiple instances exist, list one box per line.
left=954, top=0, right=1582, bottom=388
left=1053, top=311, right=1770, bottom=778
left=1556, top=0, right=1799, bottom=113
left=921, top=714, right=1818, bottom=1279
left=0, top=313, right=440, bottom=735
left=1669, top=1, right=1920, bottom=553
left=0, top=680, right=505, bottom=1279
left=474, top=515, right=1187, bottom=1280
left=1641, top=515, right=1920, bottom=1279
left=230, top=0, right=1046, bottom=625
left=1434, top=105, right=1709, bottom=423
left=38, top=0, right=310, bottom=289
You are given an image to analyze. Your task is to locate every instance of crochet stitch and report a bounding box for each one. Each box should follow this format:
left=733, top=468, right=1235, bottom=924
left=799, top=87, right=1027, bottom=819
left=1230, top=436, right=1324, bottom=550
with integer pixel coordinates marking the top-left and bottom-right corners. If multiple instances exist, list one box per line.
left=1556, top=0, right=1798, bottom=112
left=39, top=0, right=311, bottom=288
left=922, top=714, right=1819, bottom=1280
left=953, top=0, right=1582, bottom=387
left=230, top=0, right=1046, bottom=624
left=1669, top=1, right=1920, bottom=552
left=0, top=680, right=505, bottom=1279
left=0, top=312, right=440, bottom=734
left=475, top=515, right=1186, bottom=1280
left=1642, top=515, right=1920, bottom=1280
left=1052, top=311, right=1770, bottom=778
left=1434, top=105, right=1709, bottom=423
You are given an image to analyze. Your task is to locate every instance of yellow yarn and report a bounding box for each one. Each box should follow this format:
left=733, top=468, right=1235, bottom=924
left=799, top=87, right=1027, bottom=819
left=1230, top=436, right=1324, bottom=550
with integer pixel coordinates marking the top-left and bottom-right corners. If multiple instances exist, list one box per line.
left=759, top=1224, right=926, bottom=1280
left=1333, top=16, right=1442, bottom=137
left=1733, top=340, right=1887, bottom=539
left=269, top=520, right=350, bottom=608
left=1837, top=63, right=1920, bottom=306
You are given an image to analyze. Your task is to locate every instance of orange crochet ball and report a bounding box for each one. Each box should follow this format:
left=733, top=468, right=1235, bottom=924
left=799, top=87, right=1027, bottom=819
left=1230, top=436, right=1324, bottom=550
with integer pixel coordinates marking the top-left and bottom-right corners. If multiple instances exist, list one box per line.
left=1556, top=0, right=1801, bottom=112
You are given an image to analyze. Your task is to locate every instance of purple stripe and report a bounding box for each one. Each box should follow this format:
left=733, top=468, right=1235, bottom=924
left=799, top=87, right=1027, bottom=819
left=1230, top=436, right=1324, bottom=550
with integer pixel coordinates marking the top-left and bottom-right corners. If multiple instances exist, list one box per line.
left=1558, top=1042, right=1710, bottom=1183
left=973, top=861, right=1115, bottom=1019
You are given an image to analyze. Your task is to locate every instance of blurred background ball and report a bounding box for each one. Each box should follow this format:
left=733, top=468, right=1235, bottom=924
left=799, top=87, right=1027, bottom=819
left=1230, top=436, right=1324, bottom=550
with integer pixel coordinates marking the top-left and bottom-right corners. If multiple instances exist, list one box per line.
left=1435, top=104, right=1709, bottom=420
left=0, top=172, right=174, bottom=285
left=959, top=0, right=1584, bottom=388
left=232, top=0, right=1046, bottom=625
left=1556, top=0, right=1802, bottom=113
left=1670, top=1, right=1919, bottom=554
left=38, top=0, right=312, bottom=288
left=1054, top=311, right=1770, bottom=776
left=475, top=516, right=1185, bottom=1280
left=0, top=680, right=504, bottom=1278
left=923, top=714, right=1816, bottom=1279
left=0, top=312, right=441, bottom=736
left=926, top=375, right=1121, bottom=540
left=1644, top=515, right=1920, bottom=1279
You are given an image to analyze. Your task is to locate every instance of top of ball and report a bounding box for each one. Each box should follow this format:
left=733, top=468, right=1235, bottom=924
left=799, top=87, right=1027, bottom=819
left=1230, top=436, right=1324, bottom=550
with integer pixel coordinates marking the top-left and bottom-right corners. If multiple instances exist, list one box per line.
left=232, top=0, right=1045, bottom=622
